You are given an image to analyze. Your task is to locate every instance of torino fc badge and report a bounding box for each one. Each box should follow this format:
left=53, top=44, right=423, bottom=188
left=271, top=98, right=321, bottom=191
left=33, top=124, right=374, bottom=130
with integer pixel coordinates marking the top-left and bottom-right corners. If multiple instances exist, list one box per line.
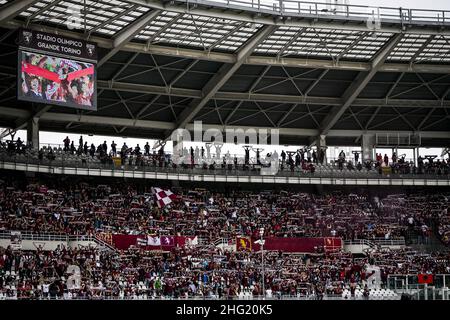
left=22, top=30, right=32, bottom=44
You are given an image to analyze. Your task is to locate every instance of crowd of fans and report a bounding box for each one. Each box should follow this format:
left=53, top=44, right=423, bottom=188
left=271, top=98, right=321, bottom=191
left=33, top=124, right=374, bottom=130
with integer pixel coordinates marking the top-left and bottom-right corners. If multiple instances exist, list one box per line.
left=1, top=243, right=450, bottom=300
left=0, top=176, right=449, bottom=299
left=1, top=137, right=449, bottom=176
left=0, top=178, right=449, bottom=245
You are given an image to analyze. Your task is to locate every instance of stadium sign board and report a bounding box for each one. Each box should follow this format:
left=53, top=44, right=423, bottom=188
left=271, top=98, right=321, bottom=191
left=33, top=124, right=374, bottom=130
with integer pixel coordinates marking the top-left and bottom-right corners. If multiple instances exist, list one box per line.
left=18, top=28, right=97, bottom=62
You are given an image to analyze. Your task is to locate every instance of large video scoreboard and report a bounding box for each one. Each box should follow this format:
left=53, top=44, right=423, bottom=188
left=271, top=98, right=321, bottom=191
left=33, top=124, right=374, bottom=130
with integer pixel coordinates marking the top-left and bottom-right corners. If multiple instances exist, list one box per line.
left=17, top=28, right=98, bottom=111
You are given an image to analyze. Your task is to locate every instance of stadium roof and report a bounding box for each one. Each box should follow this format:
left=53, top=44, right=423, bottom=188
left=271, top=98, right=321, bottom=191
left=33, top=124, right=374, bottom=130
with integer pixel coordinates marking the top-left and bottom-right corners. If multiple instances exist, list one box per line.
left=0, top=0, right=449, bottom=146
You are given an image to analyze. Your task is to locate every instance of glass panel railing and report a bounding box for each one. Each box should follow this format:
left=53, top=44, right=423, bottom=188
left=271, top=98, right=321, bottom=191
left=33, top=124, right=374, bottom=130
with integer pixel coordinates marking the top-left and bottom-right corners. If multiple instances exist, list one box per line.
left=177, top=0, right=450, bottom=24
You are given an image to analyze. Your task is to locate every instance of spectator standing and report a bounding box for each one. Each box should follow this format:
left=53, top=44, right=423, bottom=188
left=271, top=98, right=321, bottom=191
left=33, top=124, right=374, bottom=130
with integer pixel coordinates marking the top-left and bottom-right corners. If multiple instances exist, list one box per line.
left=319, top=148, right=325, bottom=165
left=312, top=149, right=317, bottom=164
left=16, top=137, right=23, bottom=151
left=111, top=141, right=117, bottom=156
left=135, top=144, right=141, bottom=155
left=63, top=136, right=70, bottom=151
left=90, top=143, right=95, bottom=157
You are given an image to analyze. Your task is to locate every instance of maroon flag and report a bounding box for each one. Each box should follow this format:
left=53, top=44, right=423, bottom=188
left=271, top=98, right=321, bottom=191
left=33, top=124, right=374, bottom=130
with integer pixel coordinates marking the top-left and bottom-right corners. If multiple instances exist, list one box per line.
left=418, top=274, right=433, bottom=284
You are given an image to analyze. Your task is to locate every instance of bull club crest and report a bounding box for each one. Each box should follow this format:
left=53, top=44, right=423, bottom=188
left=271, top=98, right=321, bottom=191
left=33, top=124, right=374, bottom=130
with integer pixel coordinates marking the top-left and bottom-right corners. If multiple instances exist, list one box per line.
left=240, top=238, right=248, bottom=249
left=22, top=30, right=32, bottom=44
left=86, top=43, right=95, bottom=57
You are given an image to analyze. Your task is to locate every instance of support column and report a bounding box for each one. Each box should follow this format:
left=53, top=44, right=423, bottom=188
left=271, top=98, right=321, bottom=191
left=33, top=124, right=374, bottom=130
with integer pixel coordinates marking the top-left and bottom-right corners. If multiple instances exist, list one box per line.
left=362, top=134, right=375, bottom=162
left=172, top=139, right=183, bottom=157
left=27, top=117, right=39, bottom=150
left=316, top=134, right=327, bottom=164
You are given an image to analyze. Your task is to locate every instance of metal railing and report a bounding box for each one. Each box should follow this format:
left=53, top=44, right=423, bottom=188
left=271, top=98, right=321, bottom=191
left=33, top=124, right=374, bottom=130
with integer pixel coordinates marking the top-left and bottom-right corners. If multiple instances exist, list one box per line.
left=344, top=238, right=375, bottom=247
left=1, top=151, right=449, bottom=181
left=344, top=237, right=406, bottom=248
left=180, top=0, right=450, bottom=25
left=372, top=237, right=406, bottom=246
left=387, top=274, right=450, bottom=300
left=0, top=230, right=114, bottom=249
left=0, top=292, right=400, bottom=300
left=0, top=230, right=73, bottom=242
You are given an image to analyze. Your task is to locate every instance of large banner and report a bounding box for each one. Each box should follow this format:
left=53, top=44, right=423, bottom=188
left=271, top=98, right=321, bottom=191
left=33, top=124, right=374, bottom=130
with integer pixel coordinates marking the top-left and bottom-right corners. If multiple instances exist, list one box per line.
left=251, top=237, right=342, bottom=253
left=111, top=234, right=198, bottom=251
left=18, top=28, right=97, bottom=61
left=110, top=234, right=341, bottom=253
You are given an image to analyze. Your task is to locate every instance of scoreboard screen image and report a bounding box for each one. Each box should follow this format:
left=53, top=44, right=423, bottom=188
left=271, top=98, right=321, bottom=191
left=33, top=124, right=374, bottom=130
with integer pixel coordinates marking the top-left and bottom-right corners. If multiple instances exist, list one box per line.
left=18, top=50, right=97, bottom=111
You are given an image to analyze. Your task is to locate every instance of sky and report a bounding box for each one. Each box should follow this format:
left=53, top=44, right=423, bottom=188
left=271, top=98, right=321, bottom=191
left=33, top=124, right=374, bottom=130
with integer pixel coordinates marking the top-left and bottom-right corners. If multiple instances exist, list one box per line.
left=258, top=0, right=450, bottom=10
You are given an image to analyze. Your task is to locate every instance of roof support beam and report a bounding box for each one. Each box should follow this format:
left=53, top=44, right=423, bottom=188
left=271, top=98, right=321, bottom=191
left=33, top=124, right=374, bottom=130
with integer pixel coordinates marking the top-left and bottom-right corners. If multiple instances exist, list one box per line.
left=420, top=116, right=450, bottom=131
left=172, top=25, right=277, bottom=132
left=224, top=101, right=243, bottom=125
left=98, top=9, right=161, bottom=67
left=365, top=106, right=381, bottom=130
left=0, top=0, right=38, bottom=24
left=335, top=32, right=366, bottom=62
left=42, top=110, right=175, bottom=130
left=111, top=52, right=140, bottom=82
left=304, top=70, right=328, bottom=96
left=277, top=28, right=305, bottom=58
left=146, top=13, right=180, bottom=46
left=25, top=0, right=64, bottom=25
left=417, top=108, right=436, bottom=130
left=317, top=33, right=404, bottom=137
left=95, top=80, right=450, bottom=108
left=409, top=35, right=435, bottom=64
left=208, top=22, right=244, bottom=52
left=12, top=105, right=52, bottom=133
left=277, top=104, right=297, bottom=127
left=389, top=74, right=449, bottom=99
left=4, top=22, right=450, bottom=74
left=1, top=106, right=450, bottom=140
left=385, top=72, right=404, bottom=99
left=368, top=108, right=420, bottom=130
left=86, top=4, right=138, bottom=38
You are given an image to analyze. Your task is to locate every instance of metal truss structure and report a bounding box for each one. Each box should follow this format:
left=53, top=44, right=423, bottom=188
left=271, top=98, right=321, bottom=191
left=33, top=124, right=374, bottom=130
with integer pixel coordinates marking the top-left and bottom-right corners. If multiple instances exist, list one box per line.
left=0, top=0, right=449, bottom=146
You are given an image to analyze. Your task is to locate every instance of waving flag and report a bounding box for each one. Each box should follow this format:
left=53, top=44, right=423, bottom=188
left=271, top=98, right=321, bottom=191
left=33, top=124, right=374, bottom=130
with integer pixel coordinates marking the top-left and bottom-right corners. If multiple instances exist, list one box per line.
left=147, top=236, right=161, bottom=246
left=418, top=274, right=434, bottom=284
left=152, top=187, right=177, bottom=208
